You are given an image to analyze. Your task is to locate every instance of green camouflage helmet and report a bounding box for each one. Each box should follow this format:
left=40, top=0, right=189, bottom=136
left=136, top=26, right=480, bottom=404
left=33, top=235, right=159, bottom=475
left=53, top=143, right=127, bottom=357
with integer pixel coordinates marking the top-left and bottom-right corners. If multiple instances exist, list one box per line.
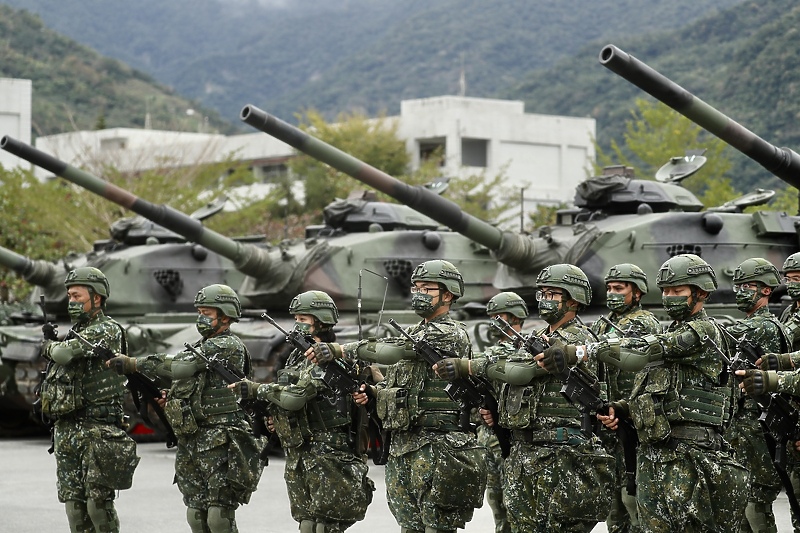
left=605, top=263, right=649, bottom=294
left=536, top=264, right=592, bottom=305
left=289, top=290, right=339, bottom=325
left=657, top=254, right=717, bottom=292
left=733, top=258, right=780, bottom=288
left=64, top=267, right=110, bottom=298
left=782, top=252, right=800, bottom=274
left=194, top=284, right=241, bottom=319
left=486, top=291, right=529, bottom=319
left=411, top=260, right=464, bottom=298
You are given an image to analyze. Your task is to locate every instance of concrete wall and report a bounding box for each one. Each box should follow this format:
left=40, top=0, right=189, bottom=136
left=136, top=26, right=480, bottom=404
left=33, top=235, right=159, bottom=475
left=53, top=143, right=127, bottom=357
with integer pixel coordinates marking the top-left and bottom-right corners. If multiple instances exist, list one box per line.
left=0, top=78, right=32, bottom=172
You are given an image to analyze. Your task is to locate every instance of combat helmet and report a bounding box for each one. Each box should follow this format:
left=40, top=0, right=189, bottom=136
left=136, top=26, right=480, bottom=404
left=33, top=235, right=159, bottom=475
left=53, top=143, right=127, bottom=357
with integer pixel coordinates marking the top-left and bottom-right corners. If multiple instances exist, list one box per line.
left=605, top=263, right=649, bottom=294
left=65, top=267, right=110, bottom=299
left=733, top=258, right=780, bottom=288
left=289, top=290, right=339, bottom=325
left=656, top=254, right=717, bottom=292
left=536, top=264, right=592, bottom=305
left=411, top=260, right=464, bottom=299
left=194, top=284, right=241, bottom=319
left=782, top=252, right=800, bottom=274
left=486, top=292, right=529, bottom=319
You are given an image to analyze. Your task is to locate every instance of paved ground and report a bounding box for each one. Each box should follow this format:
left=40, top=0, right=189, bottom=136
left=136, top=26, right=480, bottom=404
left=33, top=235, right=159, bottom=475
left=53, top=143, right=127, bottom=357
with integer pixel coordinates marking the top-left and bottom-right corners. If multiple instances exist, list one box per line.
left=2, top=437, right=795, bottom=532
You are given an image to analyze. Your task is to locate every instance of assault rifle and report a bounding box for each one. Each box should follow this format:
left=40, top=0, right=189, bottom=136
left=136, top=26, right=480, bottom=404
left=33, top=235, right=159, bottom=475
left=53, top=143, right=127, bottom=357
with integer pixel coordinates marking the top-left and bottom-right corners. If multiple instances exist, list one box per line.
left=70, top=330, right=177, bottom=448
left=703, top=334, right=800, bottom=517
left=261, top=313, right=362, bottom=396
left=388, top=318, right=511, bottom=458
left=493, top=317, right=548, bottom=357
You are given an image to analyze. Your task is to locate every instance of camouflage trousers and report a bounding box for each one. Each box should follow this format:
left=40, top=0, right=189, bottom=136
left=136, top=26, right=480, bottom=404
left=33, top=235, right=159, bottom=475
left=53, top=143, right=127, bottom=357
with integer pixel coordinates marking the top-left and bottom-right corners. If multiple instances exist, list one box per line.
left=604, top=437, right=639, bottom=533
left=175, top=423, right=264, bottom=510
left=477, top=426, right=510, bottom=533
left=385, top=429, right=487, bottom=531
left=503, top=439, right=614, bottom=533
left=53, top=418, right=139, bottom=502
left=728, top=415, right=781, bottom=533
left=636, top=440, right=748, bottom=532
left=284, top=432, right=375, bottom=532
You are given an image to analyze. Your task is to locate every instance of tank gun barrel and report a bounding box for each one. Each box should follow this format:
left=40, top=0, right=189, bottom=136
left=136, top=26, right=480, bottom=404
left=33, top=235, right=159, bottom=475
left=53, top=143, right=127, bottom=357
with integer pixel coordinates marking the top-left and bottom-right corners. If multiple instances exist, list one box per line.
left=599, top=44, right=800, bottom=189
left=240, top=104, right=542, bottom=272
left=0, top=136, right=274, bottom=278
left=0, top=245, right=61, bottom=286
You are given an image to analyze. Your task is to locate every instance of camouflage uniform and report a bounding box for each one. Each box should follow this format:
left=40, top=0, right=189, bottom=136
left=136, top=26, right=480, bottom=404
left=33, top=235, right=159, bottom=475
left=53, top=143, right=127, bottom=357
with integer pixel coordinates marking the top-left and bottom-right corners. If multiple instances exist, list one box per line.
left=727, top=258, right=787, bottom=533
left=136, top=285, right=264, bottom=533
left=591, top=254, right=749, bottom=532
left=40, top=267, right=139, bottom=533
left=342, top=313, right=486, bottom=532
left=592, top=306, right=661, bottom=533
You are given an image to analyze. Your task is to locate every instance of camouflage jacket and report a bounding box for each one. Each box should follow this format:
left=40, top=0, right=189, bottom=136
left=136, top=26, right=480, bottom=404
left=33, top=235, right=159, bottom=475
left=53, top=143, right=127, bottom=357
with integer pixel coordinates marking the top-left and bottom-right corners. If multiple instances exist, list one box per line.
left=592, top=306, right=662, bottom=402
left=780, top=302, right=800, bottom=354
left=41, top=311, right=126, bottom=418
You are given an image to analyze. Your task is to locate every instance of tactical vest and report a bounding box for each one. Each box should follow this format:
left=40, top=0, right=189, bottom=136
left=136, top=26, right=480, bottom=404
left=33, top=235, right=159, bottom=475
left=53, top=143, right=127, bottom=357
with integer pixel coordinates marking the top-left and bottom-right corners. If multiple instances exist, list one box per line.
left=270, top=350, right=351, bottom=448
left=40, top=316, right=126, bottom=420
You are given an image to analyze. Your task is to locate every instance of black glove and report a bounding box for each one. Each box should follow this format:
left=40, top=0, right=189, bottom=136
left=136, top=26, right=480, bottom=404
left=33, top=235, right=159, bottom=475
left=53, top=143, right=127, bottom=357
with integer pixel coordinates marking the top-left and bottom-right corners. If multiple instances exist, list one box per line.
left=759, top=353, right=793, bottom=371
left=311, top=343, right=340, bottom=364
left=434, top=358, right=470, bottom=380
left=540, top=341, right=578, bottom=376
left=42, top=322, right=58, bottom=341
left=739, top=369, right=779, bottom=396
left=107, top=354, right=137, bottom=375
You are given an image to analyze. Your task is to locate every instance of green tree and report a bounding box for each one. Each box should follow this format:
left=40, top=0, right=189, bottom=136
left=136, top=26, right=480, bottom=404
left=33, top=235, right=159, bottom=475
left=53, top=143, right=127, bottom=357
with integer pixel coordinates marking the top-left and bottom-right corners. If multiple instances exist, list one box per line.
left=595, top=99, right=738, bottom=207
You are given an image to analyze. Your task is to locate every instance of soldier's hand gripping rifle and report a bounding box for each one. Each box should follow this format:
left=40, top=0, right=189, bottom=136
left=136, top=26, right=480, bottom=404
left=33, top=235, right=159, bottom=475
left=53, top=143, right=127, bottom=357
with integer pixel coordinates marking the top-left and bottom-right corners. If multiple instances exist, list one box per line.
left=69, top=330, right=177, bottom=448
left=388, top=318, right=511, bottom=457
left=261, top=312, right=362, bottom=396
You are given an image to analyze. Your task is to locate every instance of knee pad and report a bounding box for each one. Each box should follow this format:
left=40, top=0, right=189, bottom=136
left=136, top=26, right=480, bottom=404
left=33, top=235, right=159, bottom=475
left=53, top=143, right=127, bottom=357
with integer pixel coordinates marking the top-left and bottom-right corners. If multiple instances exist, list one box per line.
left=187, top=508, right=210, bottom=533
left=300, top=520, right=316, bottom=533
left=424, top=528, right=455, bottom=533
left=65, top=501, right=91, bottom=533
left=207, top=506, right=236, bottom=533
left=86, top=499, right=119, bottom=533
left=744, top=501, right=777, bottom=533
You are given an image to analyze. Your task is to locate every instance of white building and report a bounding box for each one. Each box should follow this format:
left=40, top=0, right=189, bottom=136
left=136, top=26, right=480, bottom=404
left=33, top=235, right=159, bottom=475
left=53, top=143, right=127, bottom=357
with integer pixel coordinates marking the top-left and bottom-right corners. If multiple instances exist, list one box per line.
left=0, top=78, right=33, bottom=171
left=30, top=95, right=596, bottom=210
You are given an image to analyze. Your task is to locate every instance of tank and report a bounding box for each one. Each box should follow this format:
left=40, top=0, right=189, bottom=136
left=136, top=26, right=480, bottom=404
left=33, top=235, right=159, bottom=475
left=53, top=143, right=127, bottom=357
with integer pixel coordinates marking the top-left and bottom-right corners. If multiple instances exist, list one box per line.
left=240, top=103, right=800, bottom=320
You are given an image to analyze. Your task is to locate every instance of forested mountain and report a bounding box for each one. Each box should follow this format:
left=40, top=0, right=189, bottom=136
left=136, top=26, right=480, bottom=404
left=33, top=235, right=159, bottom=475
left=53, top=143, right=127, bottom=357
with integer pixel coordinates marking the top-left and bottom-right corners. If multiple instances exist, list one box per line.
left=0, top=0, right=741, bottom=125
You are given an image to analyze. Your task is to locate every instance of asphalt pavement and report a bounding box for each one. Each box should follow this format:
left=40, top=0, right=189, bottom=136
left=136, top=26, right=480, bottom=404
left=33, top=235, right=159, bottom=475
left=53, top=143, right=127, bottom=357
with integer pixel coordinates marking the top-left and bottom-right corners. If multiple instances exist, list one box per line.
left=2, top=437, right=795, bottom=532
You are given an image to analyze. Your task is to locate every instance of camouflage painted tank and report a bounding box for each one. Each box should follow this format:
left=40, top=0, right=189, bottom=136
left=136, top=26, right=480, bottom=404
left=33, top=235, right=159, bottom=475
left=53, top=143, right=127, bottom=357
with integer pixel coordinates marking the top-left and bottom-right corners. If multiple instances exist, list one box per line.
left=239, top=103, right=799, bottom=320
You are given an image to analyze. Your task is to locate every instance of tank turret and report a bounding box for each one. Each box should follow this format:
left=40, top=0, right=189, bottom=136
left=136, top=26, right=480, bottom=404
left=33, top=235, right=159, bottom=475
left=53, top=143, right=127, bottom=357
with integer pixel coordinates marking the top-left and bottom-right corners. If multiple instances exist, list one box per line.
left=599, top=44, right=800, bottom=189
left=0, top=246, right=63, bottom=288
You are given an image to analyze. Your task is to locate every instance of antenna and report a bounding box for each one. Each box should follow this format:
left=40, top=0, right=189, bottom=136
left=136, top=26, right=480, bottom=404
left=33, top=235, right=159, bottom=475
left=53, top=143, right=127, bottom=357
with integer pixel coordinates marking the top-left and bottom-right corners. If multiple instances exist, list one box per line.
left=459, top=53, right=466, bottom=97
left=358, top=268, right=390, bottom=340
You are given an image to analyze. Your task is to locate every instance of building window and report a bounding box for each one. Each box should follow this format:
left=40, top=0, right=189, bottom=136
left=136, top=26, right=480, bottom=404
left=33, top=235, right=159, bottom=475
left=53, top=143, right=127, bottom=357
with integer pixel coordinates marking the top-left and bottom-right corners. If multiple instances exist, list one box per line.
left=100, top=137, right=127, bottom=151
left=255, top=163, right=288, bottom=183
left=461, top=138, right=487, bottom=167
left=419, top=139, right=446, bottom=167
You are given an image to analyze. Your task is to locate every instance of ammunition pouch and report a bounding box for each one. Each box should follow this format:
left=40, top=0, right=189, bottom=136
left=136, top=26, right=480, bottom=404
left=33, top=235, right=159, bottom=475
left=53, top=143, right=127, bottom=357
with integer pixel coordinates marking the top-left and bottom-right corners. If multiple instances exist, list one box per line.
left=164, top=398, right=199, bottom=436
left=40, top=362, right=85, bottom=417
left=377, top=388, right=412, bottom=430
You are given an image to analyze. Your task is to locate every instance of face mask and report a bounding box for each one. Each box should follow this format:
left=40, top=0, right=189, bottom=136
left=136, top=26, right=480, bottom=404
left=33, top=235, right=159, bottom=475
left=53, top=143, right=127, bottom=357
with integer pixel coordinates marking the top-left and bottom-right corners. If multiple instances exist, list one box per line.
left=196, top=314, right=217, bottom=337
left=787, top=282, right=800, bottom=301
left=68, top=301, right=92, bottom=324
left=735, top=288, right=759, bottom=313
left=538, top=299, right=567, bottom=325
left=662, top=295, right=693, bottom=321
left=606, top=292, right=631, bottom=314
left=293, top=321, right=313, bottom=336
left=411, top=293, right=437, bottom=318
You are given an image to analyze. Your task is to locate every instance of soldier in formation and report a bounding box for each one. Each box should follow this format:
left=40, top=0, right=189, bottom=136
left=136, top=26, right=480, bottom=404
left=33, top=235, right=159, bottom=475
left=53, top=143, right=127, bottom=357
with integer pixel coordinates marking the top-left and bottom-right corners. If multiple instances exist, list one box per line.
left=108, top=284, right=264, bottom=533
left=434, top=264, right=615, bottom=532
left=308, top=260, right=488, bottom=533
left=40, top=267, right=139, bottom=533
left=232, top=290, right=375, bottom=533
left=591, top=264, right=661, bottom=533
left=542, top=254, right=748, bottom=532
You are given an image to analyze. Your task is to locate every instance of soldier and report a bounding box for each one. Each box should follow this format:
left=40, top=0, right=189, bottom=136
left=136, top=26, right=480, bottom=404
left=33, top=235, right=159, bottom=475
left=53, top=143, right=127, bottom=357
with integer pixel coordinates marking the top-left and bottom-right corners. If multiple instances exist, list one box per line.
left=481, top=291, right=529, bottom=533
left=436, top=264, right=615, bottom=532
left=542, top=254, right=749, bottom=532
left=39, top=267, right=139, bottom=533
left=232, top=290, right=375, bottom=533
left=108, top=284, right=263, bottom=533
left=726, top=258, right=787, bottom=533
left=780, top=252, right=800, bottom=351
left=592, top=263, right=661, bottom=533
left=308, top=260, right=487, bottom=533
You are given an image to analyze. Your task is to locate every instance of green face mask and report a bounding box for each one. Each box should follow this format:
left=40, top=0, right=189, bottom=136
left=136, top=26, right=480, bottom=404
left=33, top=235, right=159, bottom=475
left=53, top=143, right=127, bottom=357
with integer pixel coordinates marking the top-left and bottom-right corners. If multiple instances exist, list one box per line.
left=735, top=288, right=759, bottom=313
left=293, top=321, right=313, bottom=336
left=411, top=293, right=438, bottom=318
left=786, top=282, right=800, bottom=301
left=606, top=292, right=631, bottom=314
left=662, top=295, right=693, bottom=321
left=67, top=301, right=92, bottom=324
left=196, top=314, right=217, bottom=337
left=538, top=299, right=567, bottom=325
